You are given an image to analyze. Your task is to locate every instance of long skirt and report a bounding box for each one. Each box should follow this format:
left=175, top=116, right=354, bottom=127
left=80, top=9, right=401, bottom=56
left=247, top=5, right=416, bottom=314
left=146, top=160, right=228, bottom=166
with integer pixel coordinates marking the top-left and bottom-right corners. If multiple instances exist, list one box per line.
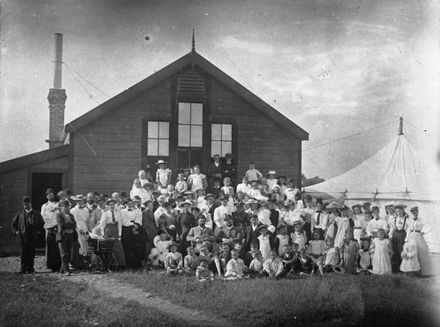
left=46, top=228, right=61, bottom=271
left=113, top=240, right=126, bottom=268
left=391, top=229, right=406, bottom=272
left=121, top=226, right=132, bottom=267
left=343, top=252, right=357, bottom=274
left=412, top=232, right=435, bottom=276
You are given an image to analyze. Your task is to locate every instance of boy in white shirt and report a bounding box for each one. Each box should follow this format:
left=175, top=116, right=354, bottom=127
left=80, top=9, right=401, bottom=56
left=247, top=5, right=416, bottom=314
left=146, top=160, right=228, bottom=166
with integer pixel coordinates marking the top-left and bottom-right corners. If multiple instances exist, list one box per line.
left=245, top=162, right=262, bottom=184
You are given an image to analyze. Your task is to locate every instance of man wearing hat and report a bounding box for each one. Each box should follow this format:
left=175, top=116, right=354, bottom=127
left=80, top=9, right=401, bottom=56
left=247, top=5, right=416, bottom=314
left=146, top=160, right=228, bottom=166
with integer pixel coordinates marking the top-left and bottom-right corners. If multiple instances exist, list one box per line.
left=243, top=215, right=263, bottom=252
left=142, top=200, right=157, bottom=262
left=186, top=217, right=216, bottom=254
left=41, top=188, right=61, bottom=271
left=222, top=153, right=236, bottom=187
left=351, top=204, right=367, bottom=244
left=388, top=204, right=410, bottom=272
left=164, top=241, right=183, bottom=275
left=362, top=202, right=371, bottom=213
left=11, top=196, right=44, bottom=273
left=312, top=199, right=328, bottom=240
left=207, top=154, right=223, bottom=190
left=177, top=201, right=196, bottom=255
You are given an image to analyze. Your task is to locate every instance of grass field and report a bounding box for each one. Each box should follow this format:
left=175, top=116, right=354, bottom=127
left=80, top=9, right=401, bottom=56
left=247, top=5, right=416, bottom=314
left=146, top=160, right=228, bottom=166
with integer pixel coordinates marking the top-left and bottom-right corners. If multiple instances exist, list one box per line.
left=112, top=272, right=440, bottom=327
left=0, top=272, right=190, bottom=327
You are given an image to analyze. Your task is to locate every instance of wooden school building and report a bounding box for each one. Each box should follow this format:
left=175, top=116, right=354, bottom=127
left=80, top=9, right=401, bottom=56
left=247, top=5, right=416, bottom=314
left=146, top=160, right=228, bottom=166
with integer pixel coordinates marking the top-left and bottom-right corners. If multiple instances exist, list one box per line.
left=0, top=33, right=308, bottom=254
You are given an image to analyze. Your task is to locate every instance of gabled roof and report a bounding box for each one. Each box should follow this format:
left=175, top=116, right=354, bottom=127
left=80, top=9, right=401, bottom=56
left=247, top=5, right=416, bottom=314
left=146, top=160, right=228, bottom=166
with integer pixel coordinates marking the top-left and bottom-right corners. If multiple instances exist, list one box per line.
left=0, top=145, right=70, bottom=173
left=65, top=51, right=308, bottom=140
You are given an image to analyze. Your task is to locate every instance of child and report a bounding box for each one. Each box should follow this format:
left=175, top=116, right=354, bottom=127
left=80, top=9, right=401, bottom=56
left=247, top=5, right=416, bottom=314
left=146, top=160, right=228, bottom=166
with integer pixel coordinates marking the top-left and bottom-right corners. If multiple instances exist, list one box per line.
left=218, top=243, right=232, bottom=274
left=263, top=249, right=284, bottom=279
left=400, top=233, right=420, bottom=275
left=247, top=182, right=268, bottom=201
left=225, top=249, right=246, bottom=280
left=244, top=242, right=259, bottom=266
left=211, top=180, right=222, bottom=198
left=175, top=173, right=188, bottom=195
left=298, top=248, right=315, bottom=275
left=307, top=230, right=326, bottom=268
left=249, top=250, right=265, bottom=277
left=318, top=237, right=340, bottom=275
left=164, top=242, right=183, bottom=275
left=274, top=224, right=291, bottom=256
left=150, top=233, right=172, bottom=267
left=371, top=228, right=393, bottom=275
left=221, top=177, right=235, bottom=197
left=257, top=225, right=273, bottom=261
left=291, top=222, right=307, bottom=251
left=245, top=162, right=263, bottom=184
left=155, top=160, right=171, bottom=195
left=183, top=246, right=198, bottom=274
left=196, top=189, right=207, bottom=208
left=341, top=228, right=359, bottom=274
left=279, top=243, right=301, bottom=277
left=196, top=258, right=214, bottom=282
left=358, top=237, right=373, bottom=274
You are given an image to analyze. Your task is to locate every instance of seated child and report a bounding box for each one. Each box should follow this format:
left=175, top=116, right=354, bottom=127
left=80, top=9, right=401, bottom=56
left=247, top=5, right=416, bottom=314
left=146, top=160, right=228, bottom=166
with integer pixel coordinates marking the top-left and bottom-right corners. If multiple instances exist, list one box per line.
left=263, top=249, right=284, bottom=279
left=150, top=233, right=172, bottom=268
left=290, top=222, right=307, bottom=251
left=221, top=177, right=235, bottom=197
left=233, top=242, right=246, bottom=262
left=218, top=243, right=232, bottom=274
left=184, top=246, right=198, bottom=274
left=307, top=230, right=326, bottom=264
left=279, top=243, right=301, bottom=278
left=249, top=250, right=265, bottom=277
left=175, top=173, right=188, bottom=194
left=164, top=242, right=183, bottom=275
left=225, top=249, right=246, bottom=280
left=318, top=237, right=340, bottom=275
left=198, top=243, right=222, bottom=277
left=358, top=236, right=373, bottom=273
left=196, top=258, right=214, bottom=282
left=298, top=248, right=315, bottom=275
left=400, top=233, right=420, bottom=275
left=244, top=242, right=259, bottom=267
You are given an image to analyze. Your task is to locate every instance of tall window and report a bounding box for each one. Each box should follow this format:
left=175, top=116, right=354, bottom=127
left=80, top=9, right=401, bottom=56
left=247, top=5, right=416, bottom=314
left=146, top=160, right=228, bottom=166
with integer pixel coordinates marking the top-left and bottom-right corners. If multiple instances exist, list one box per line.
left=178, top=102, right=203, bottom=147
left=147, top=121, right=169, bottom=156
left=211, top=123, right=232, bottom=156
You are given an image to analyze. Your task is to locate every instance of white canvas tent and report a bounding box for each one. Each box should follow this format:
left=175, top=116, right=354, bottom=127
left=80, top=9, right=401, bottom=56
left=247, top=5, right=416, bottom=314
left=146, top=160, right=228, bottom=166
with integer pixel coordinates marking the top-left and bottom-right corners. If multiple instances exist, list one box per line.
left=305, top=119, right=440, bottom=252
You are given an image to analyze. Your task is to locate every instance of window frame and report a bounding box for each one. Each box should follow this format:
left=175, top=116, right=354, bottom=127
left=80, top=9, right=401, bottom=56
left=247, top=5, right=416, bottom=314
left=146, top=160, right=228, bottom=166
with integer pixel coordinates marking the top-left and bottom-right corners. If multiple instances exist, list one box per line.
left=147, top=121, right=170, bottom=156
left=211, top=122, right=233, bottom=157
left=178, top=102, right=203, bottom=148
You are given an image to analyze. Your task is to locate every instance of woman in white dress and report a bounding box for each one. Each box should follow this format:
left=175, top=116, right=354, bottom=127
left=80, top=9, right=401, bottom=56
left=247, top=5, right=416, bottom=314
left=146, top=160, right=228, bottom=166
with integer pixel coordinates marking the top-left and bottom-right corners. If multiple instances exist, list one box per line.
left=334, top=206, right=350, bottom=249
left=407, top=206, right=435, bottom=276
left=371, top=228, right=393, bottom=274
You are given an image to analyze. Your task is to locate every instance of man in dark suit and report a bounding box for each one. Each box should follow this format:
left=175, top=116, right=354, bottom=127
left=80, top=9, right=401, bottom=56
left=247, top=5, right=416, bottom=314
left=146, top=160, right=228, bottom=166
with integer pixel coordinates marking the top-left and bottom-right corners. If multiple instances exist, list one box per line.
left=11, top=196, right=44, bottom=274
left=207, top=154, right=223, bottom=190
left=244, top=214, right=262, bottom=252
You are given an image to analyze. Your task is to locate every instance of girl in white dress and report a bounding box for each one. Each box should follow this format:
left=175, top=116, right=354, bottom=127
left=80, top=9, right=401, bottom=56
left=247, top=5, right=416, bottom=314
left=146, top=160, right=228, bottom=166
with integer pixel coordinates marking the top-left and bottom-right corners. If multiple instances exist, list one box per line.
left=334, top=207, right=350, bottom=249
left=257, top=225, right=272, bottom=261
left=291, top=222, right=307, bottom=251
left=371, top=228, right=393, bottom=275
left=400, top=233, right=420, bottom=275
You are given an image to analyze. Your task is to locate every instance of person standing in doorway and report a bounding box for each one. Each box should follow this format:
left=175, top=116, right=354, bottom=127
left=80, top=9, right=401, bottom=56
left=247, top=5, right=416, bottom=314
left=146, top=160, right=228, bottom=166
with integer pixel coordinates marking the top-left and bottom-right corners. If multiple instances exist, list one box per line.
left=41, top=188, right=61, bottom=272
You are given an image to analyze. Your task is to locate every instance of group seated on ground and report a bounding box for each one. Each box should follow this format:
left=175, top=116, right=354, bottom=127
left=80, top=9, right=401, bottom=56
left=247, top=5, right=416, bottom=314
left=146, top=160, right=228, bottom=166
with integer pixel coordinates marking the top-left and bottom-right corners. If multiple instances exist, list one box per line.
left=30, top=157, right=435, bottom=279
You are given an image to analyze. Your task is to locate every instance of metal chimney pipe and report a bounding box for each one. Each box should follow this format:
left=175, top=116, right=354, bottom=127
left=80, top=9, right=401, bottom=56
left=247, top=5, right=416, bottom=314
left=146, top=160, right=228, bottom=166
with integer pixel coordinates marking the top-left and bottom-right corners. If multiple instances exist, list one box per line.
left=54, top=33, right=63, bottom=89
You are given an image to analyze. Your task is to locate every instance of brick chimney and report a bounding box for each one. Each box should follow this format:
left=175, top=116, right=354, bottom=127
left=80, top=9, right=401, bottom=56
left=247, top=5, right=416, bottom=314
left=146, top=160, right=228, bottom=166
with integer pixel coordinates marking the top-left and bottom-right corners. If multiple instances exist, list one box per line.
left=46, top=33, right=67, bottom=148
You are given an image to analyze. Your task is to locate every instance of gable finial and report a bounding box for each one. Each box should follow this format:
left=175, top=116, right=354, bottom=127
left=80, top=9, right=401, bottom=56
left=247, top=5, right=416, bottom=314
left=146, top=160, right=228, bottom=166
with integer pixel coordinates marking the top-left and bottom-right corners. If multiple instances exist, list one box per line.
left=192, top=28, right=195, bottom=53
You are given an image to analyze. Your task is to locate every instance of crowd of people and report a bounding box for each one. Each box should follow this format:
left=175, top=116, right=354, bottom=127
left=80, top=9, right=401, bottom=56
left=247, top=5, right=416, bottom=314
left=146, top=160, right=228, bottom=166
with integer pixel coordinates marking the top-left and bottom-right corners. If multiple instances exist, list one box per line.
left=11, top=156, right=435, bottom=280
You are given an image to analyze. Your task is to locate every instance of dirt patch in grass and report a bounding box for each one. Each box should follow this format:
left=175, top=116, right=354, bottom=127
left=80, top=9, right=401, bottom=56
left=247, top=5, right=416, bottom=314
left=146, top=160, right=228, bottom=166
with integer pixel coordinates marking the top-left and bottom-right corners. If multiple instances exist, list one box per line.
left=0, top=271, right=190, bottom=327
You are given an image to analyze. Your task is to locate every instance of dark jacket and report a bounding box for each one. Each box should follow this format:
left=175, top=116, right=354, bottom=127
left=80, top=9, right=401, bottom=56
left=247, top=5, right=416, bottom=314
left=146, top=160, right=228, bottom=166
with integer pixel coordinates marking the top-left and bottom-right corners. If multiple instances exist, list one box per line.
left=244, top=223, right=263, bottom=251
left=11, top=209, right=44, bottom=242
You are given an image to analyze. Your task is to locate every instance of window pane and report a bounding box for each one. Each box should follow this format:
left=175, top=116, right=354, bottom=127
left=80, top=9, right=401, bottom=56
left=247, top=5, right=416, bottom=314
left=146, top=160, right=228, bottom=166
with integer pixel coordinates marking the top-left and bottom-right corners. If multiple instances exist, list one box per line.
left=211, top=141, right=221, bottom=157
left=158, top=139, right=169, bottom=156
left=211, top=124, right=221, bottom=141
left=158, top=122, right=169, bottom=139
left=147, top=139, right=158, bottom=156
left=222, top=141, right=232, bottom=156
left=191, top=103, right=203, bottom=125
left=191, top=126, right=203, bottom=147
left=178, top=103, right=191, bottom=124
left=222, top=124, right=232, bottom=141
left=148, top=121, right=158, bottom=138
left=178, top=125, right=190, bottom=147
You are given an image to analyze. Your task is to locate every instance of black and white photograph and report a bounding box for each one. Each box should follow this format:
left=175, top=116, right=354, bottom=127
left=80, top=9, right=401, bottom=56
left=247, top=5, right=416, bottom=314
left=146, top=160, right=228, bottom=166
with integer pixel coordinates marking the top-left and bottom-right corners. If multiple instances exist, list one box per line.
left=0, top=0, right=439, bottom=326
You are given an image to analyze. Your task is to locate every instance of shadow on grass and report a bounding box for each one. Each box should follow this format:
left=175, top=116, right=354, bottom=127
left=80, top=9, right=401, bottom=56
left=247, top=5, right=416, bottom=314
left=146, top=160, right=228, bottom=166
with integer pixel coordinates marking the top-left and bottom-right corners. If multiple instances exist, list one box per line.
left=112, top=271, right=440, bottom=327
left=0, top=271, right=191, bottom=327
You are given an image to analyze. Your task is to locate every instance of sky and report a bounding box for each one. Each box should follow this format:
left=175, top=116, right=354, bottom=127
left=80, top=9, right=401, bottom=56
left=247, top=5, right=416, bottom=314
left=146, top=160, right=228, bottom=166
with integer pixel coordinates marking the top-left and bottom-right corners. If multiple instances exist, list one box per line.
left=1, top=0, right=439, bottom=179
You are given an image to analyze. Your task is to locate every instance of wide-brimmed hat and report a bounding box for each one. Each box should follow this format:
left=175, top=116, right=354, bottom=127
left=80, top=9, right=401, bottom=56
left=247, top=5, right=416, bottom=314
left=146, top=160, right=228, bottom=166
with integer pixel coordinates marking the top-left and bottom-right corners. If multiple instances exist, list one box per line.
left=204, top=193, right=215, bottom=199
left=267, top=170, right=277, bottom=176
left=155, top=160, right=167, bottom=165
left=362, top=202, right=371, bottom=207
left=107, top=199, right=116, bottom=205
left=384, top=202, right=395, bottom=208
left=71, top=194, right=86, bottom=201
left=394, top=203, right=407, bottom=209
left=257, top=224, right=268, bottom=232
left=332, top=265, right=345, bottom=274
left=326, top=201, right=339, bottom=209
left=167, top=241, right=178, bottom=250
left=180, top=200, right=193, bottom=207
left=351, top=204, right=362, bottom=210
left=245, top=199, right=258, bottom=205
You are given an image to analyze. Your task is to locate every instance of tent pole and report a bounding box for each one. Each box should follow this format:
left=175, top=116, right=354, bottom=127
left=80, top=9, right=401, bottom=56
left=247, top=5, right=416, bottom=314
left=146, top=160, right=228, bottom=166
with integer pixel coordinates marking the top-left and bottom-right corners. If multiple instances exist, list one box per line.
left=399, top=117, right=404, bottom=135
